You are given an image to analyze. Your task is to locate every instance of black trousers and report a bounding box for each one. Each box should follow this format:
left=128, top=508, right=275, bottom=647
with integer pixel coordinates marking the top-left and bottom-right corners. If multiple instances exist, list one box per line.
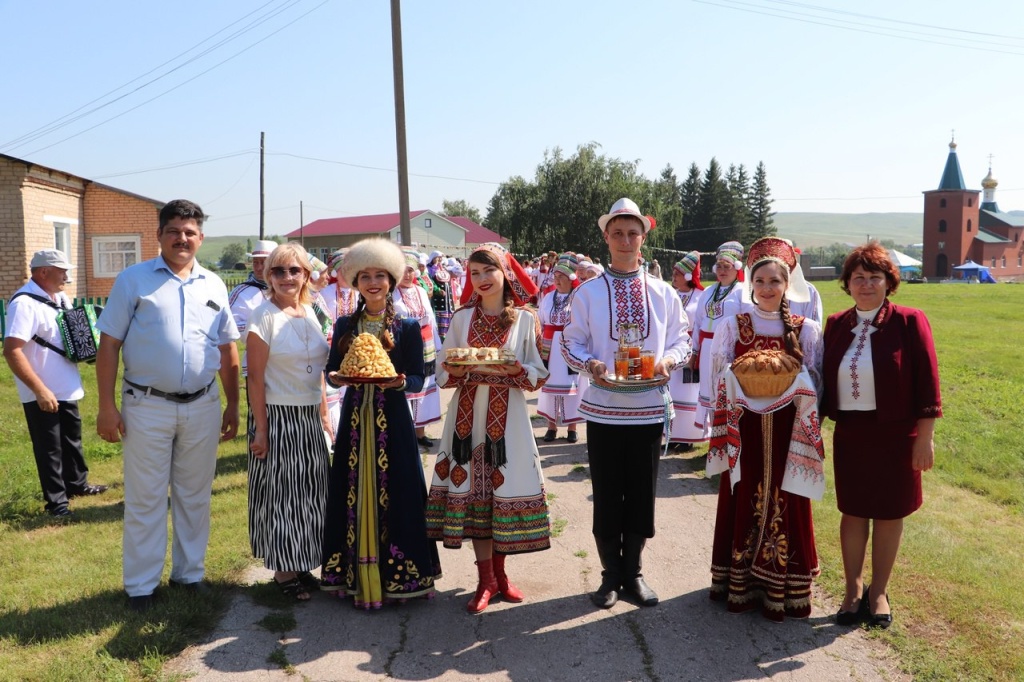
left=585, top=421, right=662, bottom=539
left=23, top=400, right=89, bottom=511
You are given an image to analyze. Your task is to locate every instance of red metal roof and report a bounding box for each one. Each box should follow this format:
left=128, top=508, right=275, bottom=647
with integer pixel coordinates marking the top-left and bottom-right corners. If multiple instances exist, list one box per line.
left=284, top=210, right=507, bottom=243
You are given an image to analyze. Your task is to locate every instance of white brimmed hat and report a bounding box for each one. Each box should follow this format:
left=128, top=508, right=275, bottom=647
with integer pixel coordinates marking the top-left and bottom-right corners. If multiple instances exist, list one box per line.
left=248, top=239, right=278, bottom=258
left=597, top=198, right=652, bottom=232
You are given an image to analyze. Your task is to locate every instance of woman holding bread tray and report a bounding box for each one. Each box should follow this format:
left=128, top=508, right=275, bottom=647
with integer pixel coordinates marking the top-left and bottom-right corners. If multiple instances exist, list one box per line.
left=425, top=242, right=551, bottom=614
left=706, top=237, right=825, bottom=622
left=320, top=238, right=441, bottom=609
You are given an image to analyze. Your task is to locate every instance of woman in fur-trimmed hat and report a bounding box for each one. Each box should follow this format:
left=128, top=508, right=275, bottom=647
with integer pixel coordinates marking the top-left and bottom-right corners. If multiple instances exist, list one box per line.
left=320, top=238, right=441, bottom=609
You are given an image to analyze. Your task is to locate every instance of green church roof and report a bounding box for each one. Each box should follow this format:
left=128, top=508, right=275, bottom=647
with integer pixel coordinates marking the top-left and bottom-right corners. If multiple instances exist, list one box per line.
left=974, top=227, right=1012, bottom=244
left=938, top=146, right=966, bottom=191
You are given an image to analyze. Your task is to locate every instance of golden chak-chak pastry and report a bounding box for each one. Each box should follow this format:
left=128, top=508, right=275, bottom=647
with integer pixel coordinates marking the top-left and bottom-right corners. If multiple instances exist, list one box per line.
left=731, top=348, right=800, bottom=397
left=339, top=333, right=397, bottom=378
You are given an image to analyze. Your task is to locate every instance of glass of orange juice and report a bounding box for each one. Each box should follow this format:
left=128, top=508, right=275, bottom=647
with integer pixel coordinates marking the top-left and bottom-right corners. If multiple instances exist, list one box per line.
left=614, top=350, right=630, bottom=379
left=640, top=351, right=656, bottom=379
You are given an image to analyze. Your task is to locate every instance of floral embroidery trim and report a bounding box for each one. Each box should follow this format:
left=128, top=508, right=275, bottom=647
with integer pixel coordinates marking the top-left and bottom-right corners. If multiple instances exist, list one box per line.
left=849, top=318, right=871, bottom=400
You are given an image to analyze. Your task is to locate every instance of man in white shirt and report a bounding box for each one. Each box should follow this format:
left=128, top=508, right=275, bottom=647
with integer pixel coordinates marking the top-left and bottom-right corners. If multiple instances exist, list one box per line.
left=96, top=199, right=240, bottom=612
left=562, top=198, right=692, bottom=609
left=3, top=249, right=108, bottom=517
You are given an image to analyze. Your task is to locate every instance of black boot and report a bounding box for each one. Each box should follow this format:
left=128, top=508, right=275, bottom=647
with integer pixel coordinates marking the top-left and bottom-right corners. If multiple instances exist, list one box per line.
left=591, top=534, right=622, bottom=609
left=622, top=533, right=658, bottom=606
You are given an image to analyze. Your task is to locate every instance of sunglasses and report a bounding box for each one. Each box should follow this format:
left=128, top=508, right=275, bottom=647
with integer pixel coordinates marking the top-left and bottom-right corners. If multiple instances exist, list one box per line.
left=270, top=266, right=304, bottom=278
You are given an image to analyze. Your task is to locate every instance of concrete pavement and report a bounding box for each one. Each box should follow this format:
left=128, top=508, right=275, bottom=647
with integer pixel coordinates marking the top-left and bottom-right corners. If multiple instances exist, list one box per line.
left=167, top=390, right=904, bottom=682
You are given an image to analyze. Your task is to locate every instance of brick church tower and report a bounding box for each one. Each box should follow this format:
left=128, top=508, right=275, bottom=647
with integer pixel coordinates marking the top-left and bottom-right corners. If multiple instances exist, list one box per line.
left=921, top=138, right=980, bottom=279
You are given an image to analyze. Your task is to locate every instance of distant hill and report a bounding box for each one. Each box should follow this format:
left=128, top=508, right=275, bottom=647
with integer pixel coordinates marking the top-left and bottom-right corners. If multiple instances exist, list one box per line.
left=773, top=213, right=923, bottom=249
left=197, top=213, right=928, bottom=263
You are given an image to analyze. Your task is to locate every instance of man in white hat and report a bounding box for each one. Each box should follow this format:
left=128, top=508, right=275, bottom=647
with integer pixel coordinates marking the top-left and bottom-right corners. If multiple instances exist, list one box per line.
left=3, top=249, right=109, bottom=517
left=562, top=198, right=692, bottom=610
left=229, top=239, right=276, bottom=377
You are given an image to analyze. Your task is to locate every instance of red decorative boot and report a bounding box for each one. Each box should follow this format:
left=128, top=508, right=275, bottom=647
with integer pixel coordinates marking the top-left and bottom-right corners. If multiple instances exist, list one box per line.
left=467, top=559, right=499, bottom=614
left=492, top=553, right=525, bottom=603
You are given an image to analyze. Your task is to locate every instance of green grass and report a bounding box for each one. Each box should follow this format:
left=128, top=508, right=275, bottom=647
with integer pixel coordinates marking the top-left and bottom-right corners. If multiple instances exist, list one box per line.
left=0, top=283, right=1022, bottom=679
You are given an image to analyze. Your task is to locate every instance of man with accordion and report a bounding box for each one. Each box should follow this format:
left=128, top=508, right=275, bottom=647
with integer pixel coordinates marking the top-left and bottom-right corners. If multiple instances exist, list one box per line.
left=3, top=249, right=108, bottom=518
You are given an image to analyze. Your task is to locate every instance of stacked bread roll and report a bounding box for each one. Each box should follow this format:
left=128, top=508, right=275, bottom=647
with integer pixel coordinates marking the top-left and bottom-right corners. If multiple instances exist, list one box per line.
left=339, top=333, right=397, bottom=378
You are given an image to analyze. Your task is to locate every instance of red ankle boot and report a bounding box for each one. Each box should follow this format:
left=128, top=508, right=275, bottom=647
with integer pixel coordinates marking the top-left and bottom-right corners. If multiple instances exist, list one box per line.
left=492, top=553, right=525, bottom=602
left=467, top=559, right=499, bottom=614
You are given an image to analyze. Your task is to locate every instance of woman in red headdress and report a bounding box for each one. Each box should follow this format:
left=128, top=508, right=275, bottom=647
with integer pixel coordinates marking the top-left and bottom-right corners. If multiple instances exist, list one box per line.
left=705, top=237, right=825, bottom=622
left=425, top=243, right=551, bottom=614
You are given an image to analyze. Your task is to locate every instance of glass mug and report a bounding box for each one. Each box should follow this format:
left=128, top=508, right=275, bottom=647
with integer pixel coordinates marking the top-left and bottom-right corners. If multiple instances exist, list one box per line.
left=640, top=350, right=656, bottom=380
left=614, top=350, right=630, bottom=379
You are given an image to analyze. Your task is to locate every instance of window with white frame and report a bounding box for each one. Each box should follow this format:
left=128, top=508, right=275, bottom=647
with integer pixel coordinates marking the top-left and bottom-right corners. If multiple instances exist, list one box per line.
left=93, top=236, right=141, bottom=277
left=54, top=222, right=71, bottom=260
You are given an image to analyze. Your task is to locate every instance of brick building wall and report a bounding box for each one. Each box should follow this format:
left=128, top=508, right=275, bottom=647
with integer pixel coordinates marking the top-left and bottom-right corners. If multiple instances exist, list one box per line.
left=82, top=185, right=161, bottom=298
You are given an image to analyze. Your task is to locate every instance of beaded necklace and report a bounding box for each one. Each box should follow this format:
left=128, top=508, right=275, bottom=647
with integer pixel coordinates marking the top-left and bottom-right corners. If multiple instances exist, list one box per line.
left=360, top=309, right=386, bottom=338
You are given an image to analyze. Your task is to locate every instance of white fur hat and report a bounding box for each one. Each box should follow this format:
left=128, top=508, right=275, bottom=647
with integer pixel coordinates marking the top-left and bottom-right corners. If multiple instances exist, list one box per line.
left=341, top=238, right=406, bottom=285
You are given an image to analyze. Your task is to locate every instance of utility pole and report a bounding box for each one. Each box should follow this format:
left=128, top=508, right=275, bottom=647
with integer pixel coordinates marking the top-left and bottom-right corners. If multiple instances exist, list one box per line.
left=299, top=201, right=304, bottom=248
left=259, top=131, right=266, bottom=239
left=390, top=0, right=412, bottom=247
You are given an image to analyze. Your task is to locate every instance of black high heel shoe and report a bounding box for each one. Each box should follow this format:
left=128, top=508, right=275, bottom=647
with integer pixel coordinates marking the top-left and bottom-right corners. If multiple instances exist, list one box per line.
left=566, top=431, right=578, bottom=443
left=835, top=585, right=869, bottom=626
left=542, top=429, right=557, bottom=442
left=868, top=592, right=893, bottom=629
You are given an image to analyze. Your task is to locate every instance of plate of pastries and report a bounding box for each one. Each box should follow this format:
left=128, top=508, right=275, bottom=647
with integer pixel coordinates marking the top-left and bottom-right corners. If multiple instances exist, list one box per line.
left=445, top=347, right=517, bottom=366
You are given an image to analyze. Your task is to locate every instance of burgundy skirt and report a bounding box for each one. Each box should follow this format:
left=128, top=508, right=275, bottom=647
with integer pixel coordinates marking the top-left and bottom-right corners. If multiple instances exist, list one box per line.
left=833, top=410, right=922, bottom=520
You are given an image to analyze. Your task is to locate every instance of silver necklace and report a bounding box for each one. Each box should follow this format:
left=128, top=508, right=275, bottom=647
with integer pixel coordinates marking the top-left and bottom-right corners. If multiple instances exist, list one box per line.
left=289, top=309, right=314, bottom=374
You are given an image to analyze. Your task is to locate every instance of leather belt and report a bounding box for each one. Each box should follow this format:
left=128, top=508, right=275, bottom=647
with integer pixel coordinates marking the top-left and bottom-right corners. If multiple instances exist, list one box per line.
left=124, top=379, right=215, bottom=404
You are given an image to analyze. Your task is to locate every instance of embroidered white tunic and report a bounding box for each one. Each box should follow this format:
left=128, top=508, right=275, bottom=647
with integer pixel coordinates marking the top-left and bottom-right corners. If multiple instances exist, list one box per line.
left=393, top=286, right=442, bottom=426
left=561, top=269, right=692, bottom=426
left=537, top=288, right=588, bottom=426
left=691, top=281, right=747, bottom=432
left=667, top=287, right=703, bottom=443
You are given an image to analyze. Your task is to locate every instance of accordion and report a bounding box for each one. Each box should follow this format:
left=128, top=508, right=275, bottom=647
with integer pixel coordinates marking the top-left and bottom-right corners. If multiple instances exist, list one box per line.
left=56, top=305, right=103, bottom=364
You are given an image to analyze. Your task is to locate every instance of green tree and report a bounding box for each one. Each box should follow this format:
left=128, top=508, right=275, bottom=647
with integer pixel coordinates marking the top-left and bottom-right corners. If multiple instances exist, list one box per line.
left=677, top=163, right=703, bottom=251
left=748, top=161, right=776, bottom=241
left=220, top=242, right=247, bottom=270
left=726, top=164, right=753, bottom=244
left=441, top=199, right=482, bottom=224
left=697, top=158, right=734, bottom=252
left=486, top=143, right=650, bottom=259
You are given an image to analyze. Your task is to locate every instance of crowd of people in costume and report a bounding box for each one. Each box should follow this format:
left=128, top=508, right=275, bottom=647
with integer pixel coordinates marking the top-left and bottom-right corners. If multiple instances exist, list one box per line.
left=4, top=196, right=941, bottom=629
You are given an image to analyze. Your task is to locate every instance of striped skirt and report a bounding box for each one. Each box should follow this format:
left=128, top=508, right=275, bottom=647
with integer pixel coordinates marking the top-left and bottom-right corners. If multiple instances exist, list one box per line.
left=248, top=403, right=330, bottom=572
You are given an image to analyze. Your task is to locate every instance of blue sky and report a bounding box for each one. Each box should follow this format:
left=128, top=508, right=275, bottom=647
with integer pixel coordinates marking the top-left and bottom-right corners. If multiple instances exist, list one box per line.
left=2, top=0, right=1023, bottom=236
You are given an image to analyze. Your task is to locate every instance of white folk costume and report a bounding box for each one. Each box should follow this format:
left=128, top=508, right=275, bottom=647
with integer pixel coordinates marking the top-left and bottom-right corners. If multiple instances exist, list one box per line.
left=561, top=197, right=694, bottom=610
left=319, top=280, right=359, bottom=430
left=537, top=262, right=587, bottom=427
left=667, top=285, right=703, bottom=444
left=393, top=284, right=442, bottom=428
left=692, top=279, right=746, bottom=435
left=561, top=269, right=692, bottom=427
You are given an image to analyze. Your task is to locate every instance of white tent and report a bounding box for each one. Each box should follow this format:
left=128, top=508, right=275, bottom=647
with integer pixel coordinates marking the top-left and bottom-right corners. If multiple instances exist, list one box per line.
left=888, top=249, right=922, bottom=271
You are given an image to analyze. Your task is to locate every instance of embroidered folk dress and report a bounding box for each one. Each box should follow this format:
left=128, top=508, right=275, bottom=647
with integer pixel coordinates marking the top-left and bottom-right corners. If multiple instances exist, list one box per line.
left=320, top=283, right=360, bottom=429
left=667, top=287, right=703, bottom=444
left=536, top=289, right=588, bottom=426
left=393, top=286, right=443, bottom=428
left=691, top=281, right=746, bottom=436
left=429, top=266, right=455, bottom=341
left=706, top=310, right=824, bottom=622
left=320, top=314, right=441, bottom=608
left=425, top=306, right=552, bottom=554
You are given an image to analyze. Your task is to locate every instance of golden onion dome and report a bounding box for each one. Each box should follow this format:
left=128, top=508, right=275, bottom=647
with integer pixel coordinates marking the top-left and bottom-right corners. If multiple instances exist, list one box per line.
left=982, top=168, right=998, bottom=189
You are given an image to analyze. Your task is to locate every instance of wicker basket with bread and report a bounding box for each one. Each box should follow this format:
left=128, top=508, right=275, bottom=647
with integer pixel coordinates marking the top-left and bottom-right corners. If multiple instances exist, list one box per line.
left=730, top=348, right=801, bottom=398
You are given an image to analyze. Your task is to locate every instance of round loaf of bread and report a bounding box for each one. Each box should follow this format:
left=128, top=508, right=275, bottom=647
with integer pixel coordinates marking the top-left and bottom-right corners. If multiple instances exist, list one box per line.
left=730, top=348, right=800, bottom=397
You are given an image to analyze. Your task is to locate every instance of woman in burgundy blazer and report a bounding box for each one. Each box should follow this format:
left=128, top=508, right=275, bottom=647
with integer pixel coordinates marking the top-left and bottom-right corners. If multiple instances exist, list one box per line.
left=822, top=242, right=941, bottom=630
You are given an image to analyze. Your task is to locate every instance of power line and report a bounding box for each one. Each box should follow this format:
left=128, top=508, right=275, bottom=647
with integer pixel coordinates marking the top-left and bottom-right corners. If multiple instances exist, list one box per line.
left=14, top=0, right=330, bottom=156
left=92, top=150, right=254, bottom=178
left=0, top=0, right=300, bottom=152
left=695, top=0, right=1024, bottom=56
